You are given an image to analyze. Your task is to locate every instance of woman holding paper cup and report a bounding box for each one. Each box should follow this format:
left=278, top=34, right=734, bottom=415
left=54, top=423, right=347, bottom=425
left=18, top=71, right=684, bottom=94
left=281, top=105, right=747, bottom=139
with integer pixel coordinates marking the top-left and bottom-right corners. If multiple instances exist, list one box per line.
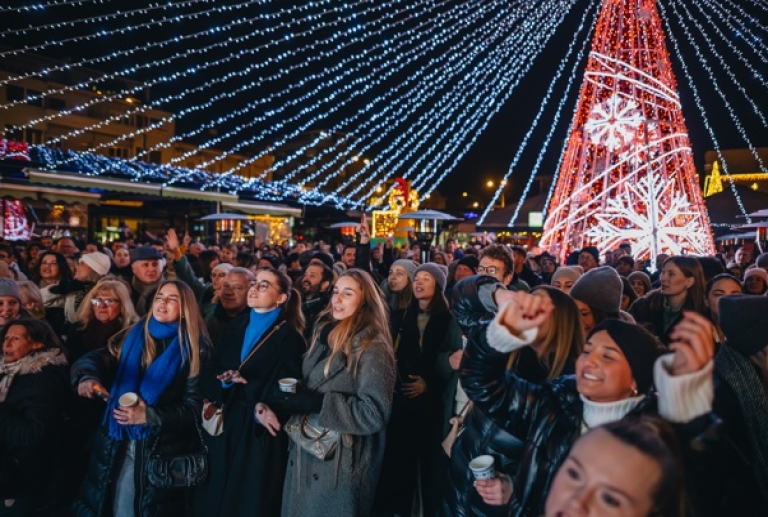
left=455, top=276, right=717, bottom=517
left=70, top=280, right=208, bottom=517
left=262, top=269, right=395, bottom=517
left=192, top=267, right=305, bottom=517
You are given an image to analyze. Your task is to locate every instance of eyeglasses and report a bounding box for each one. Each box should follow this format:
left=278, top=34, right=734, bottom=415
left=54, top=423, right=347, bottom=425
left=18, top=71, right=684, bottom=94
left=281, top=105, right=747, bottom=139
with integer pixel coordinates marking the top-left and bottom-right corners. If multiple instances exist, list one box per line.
left=477, top=266, right=499, bottom=275
left=91, top=298, right=119, bottom=307
left=249, top=280, right=280, bottom=293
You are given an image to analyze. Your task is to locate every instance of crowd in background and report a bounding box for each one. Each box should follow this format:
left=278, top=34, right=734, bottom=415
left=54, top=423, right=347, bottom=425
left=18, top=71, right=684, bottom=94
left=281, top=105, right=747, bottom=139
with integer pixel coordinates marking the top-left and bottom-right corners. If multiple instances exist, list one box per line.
left=0, top=219, right=766, bottom=517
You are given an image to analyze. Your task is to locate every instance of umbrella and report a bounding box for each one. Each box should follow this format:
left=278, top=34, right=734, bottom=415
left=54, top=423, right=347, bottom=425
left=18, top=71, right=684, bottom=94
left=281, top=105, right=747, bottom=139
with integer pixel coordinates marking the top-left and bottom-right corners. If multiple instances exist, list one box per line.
left=743, top=208, right=768, bottom=218
left=199, top=213, right=251, bottom=221
left=730, top=221, right=768, bottom=232
left=328, top=221, right=360, bottom=229
left=398, top=209, right=459, bottom=221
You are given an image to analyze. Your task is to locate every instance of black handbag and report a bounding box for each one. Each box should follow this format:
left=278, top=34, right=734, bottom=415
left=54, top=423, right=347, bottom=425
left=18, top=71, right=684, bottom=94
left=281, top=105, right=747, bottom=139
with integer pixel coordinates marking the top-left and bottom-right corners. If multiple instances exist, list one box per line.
left=145, top=413, right=209, bottom=489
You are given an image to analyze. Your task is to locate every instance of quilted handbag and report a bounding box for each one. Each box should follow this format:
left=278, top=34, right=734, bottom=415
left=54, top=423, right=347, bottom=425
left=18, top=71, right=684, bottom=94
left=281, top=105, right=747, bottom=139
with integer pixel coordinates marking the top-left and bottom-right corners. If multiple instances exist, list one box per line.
left=285, top=413, right=340, bottom=461
left=145, top=415, right=209, bottom=489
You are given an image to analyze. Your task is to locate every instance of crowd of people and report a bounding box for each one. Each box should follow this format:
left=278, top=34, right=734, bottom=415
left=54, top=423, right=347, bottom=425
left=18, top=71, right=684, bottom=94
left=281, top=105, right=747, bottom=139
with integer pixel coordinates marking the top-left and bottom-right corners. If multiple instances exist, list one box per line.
left=0, top=220, right=766, bottom=517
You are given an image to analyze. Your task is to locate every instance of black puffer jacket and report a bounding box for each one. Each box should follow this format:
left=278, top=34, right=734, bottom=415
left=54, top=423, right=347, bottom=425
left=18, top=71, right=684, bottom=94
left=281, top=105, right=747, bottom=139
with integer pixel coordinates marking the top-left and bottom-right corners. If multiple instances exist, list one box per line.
left=455, top=275, right=718, bottom=517
left=0, top=349, right=71, bottom=514
left=69, top=338, right=202, bottom=517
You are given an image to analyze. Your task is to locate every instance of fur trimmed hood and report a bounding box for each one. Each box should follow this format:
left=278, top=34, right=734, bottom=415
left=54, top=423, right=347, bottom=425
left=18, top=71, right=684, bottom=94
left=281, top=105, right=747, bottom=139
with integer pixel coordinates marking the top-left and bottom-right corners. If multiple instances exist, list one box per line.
left=0, top=348, right=68, bottom=376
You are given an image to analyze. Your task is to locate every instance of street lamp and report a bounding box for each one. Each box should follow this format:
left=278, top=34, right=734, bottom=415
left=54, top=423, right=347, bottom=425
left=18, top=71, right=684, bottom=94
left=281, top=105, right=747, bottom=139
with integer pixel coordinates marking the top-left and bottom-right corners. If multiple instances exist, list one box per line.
left=399, top=209, right=459, bottom=264
left=486, top=179, right=506, bottom=208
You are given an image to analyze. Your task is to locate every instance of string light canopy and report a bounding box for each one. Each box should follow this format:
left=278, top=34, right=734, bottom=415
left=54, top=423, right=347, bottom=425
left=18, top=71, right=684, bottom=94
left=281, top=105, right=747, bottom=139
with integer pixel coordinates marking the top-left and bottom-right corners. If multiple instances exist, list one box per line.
left=540, top=0, right=717, bottom=263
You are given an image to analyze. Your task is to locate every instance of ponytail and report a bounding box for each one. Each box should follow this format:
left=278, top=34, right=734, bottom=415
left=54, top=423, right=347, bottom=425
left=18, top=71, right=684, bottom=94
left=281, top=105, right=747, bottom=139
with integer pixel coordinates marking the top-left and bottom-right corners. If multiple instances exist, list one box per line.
left=284, top=287, right=306, bottom=337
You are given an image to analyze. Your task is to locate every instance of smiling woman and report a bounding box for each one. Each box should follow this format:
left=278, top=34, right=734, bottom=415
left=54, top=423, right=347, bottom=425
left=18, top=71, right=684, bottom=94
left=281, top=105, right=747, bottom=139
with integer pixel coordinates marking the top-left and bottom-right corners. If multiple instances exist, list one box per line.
left=456, top=279, right=718, bottom=517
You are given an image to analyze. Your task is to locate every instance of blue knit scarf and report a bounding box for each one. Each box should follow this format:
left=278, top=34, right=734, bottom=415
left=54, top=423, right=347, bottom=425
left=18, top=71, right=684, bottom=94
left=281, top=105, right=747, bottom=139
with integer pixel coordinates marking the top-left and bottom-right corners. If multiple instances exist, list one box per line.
left=242, top=308, right=280, bottom=362
left=104, top=317, right=185, bottom=441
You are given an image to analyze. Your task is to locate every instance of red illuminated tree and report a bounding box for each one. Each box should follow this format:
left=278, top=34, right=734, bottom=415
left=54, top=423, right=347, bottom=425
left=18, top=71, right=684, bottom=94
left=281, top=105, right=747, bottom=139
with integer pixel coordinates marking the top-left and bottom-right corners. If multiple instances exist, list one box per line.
left=540, top=0, right=715, bottom=262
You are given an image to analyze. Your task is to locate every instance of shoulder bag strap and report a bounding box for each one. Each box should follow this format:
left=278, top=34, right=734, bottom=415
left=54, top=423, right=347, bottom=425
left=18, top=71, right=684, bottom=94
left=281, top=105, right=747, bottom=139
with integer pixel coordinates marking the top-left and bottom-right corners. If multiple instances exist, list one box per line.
left=237, top=321, right=285, bottom=371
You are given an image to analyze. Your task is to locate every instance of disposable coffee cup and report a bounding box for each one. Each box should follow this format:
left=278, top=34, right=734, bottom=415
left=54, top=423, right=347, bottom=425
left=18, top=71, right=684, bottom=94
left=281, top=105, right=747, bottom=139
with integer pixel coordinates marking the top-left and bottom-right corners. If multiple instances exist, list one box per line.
left=469, top=455, right=496, bottom=480
left=118, top=392, right=139, bottom=407
left=279, top=378, right=298, bottom=393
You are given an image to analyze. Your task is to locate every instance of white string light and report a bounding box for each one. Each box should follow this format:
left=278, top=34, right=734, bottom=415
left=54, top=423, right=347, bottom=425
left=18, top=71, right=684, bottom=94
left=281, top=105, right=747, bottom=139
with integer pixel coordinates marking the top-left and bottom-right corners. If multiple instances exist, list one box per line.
left=499, top=0, right=597, bottom=226
left=668, top=0, right=768, bottom=171
left=345, top=0, right=567, bottom=205
left=0, top=0, right=115, bottom=14
left=657, top=0, right=750, bottom=222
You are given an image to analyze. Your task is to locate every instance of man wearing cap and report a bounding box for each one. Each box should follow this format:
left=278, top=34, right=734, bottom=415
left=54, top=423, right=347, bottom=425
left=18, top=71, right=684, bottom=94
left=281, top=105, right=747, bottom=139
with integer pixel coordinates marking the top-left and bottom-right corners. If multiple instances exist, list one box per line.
left=130, top=245, right=165, bottom=316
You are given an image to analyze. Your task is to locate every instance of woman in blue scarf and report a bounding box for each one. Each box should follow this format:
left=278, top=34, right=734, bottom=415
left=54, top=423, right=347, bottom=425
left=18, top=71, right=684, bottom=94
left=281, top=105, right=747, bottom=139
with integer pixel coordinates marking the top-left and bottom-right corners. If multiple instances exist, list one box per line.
left=70, top=280, right=209, bottom=517
left=192, top=267, right=306, bottom=517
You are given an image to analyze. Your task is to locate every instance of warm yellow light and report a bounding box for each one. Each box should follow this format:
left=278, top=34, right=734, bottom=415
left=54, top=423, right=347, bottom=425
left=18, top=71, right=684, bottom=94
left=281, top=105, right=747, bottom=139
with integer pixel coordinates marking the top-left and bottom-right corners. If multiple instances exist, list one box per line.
left=486, top=180, right=494, bottom=188
left=125, top=97, right=134, bottom=104
left=462, top=192, right=468, bottom=197
left=472, top=201, right=479, bottom=208
left=363, top=158, right=370, bottom=164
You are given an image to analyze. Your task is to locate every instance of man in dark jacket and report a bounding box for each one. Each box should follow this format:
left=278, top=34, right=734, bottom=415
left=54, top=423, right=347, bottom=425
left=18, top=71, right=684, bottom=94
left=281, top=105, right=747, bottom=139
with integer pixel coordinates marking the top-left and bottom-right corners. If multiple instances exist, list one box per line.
left=129, top=246, right=165, bottom=317
left=205, top=268, right=255, bottom=344
left=299, top=263, right=333, bottom=340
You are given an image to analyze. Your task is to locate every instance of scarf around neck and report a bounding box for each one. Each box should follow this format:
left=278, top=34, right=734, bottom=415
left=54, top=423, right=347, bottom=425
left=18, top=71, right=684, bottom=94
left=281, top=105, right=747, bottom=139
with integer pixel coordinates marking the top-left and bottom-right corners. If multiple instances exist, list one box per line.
left=715, top=345, right=768, bottom=503
left=0, top=349, right=68, bottom=403
left=104, top=317, right=185, bottom=441
left=242, top=308, right=280, bottom=362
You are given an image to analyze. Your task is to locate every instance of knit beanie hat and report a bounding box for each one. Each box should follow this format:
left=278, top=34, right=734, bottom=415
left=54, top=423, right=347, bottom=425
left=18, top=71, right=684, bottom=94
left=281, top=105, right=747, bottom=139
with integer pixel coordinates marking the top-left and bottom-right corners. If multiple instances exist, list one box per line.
left=415, top=263, right=447, bottom=292
left=587, top=319, right=664, bottom=393
left=551, top=265, right=584, bottom=285
left=756, top=253, right=768, bottom=269
left=743, top=267, right=768, bottom=285
left=80, top=252, right=112, bottom=276
left=0, top=278, right=21, bottom=302
left=570, top=266, right=622, bottom=316
left=391, top=259, right=418, bottom=281
left=719, top=295, right=768, bottom=356
left=627, top=271, right=651, bottom=294
left=457, top=255, right=479, bottom=273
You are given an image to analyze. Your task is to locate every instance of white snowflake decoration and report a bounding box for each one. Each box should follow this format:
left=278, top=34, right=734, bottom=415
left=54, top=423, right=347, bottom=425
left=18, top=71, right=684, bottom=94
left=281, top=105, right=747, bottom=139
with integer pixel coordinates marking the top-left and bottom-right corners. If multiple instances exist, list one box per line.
left=585, top=174, right=712, bottom=262
left=584, top=93, right=643, bottom=152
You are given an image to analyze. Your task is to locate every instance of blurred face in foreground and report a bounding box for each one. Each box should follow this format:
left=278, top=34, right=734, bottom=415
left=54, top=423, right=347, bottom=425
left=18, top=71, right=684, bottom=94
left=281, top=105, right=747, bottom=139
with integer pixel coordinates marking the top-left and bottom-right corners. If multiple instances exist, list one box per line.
left=545, top=429, right=661, bottom=517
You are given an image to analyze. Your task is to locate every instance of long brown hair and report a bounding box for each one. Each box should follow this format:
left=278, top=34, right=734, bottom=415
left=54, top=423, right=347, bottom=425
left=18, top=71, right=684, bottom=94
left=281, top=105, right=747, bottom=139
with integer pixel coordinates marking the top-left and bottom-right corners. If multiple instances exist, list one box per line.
left=646, top=256, right=707, bottom=316
left=311, top=269, right=393, bottom=376
left=259, top=267, right=305, bottom=336
left=109, top=280, right=207, bottom=377
left=507, top=286, right=584, bottom=378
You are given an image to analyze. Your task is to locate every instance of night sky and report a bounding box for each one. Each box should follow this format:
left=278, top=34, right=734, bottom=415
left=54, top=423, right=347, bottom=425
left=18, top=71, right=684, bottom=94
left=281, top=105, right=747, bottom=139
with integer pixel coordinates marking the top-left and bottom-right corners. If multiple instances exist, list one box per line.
left=3, top=0, right=767, bottom=207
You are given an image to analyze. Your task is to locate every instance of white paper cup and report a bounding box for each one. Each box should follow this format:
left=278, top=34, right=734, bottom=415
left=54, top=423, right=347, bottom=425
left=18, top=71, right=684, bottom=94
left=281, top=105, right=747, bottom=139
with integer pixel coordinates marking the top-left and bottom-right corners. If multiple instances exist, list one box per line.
left=118, top=392, right=139, bottom=407
left=469, top=455, right=495, bottom=480
left=279, top=378, right=298, bottom=393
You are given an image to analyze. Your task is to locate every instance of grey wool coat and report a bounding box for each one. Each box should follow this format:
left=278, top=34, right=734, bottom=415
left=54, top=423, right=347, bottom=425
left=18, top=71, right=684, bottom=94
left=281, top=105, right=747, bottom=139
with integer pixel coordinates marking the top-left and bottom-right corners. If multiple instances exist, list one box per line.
left=281, top=329, right=396, bottom=517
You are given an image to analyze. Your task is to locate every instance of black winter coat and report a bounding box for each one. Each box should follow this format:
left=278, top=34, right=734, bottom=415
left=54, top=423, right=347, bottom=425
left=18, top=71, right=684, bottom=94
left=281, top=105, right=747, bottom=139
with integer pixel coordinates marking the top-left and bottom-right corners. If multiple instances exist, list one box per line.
left=69, top=337, right=203, bottom=517
left=192, top=312, right=305, bottom=517
left=0, top=349, right=70, bottom=514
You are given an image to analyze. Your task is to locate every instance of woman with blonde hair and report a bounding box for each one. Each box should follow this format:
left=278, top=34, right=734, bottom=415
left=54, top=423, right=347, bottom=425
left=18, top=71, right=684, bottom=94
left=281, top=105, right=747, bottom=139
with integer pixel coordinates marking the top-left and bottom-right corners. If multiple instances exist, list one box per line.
left=15, top=280, right=46, bottom=319
left=71, top=280, right=209, bottom=517
left=65, top=279, right=140, bottom=361
left=258, top=269, right=396, bottom=517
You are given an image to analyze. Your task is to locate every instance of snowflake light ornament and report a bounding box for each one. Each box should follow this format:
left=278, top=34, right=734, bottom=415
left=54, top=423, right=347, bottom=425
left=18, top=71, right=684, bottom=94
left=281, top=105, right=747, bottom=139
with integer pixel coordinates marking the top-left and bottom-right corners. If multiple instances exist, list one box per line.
left=584, top=94, right=643, bottom=151
left=585, top=174, right=712, bottom=263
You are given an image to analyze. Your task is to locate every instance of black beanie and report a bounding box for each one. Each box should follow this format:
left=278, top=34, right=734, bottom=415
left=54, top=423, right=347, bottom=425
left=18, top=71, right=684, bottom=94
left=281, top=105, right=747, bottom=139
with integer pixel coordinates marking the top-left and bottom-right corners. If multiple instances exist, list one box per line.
left=457, top=256, right=479, bottom=273
left=719, top=295, right=768, bottom=357
left=587, top=319, right=664, bottom=394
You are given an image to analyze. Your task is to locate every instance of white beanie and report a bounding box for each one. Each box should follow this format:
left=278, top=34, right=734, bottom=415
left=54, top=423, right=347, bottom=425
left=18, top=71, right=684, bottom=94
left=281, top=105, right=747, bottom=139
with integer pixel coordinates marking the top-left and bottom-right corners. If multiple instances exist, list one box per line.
left=80, top=252, right=112, bottom=276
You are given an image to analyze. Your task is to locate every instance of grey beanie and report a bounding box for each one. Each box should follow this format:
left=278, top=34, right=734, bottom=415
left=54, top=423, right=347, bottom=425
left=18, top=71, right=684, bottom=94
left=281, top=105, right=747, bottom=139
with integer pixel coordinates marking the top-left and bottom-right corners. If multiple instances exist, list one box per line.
left=391, top=259, right=418, bottom=281
left=415, top=263, right=447, bottom=292
left=0, top=278, right=21, bottom=302
left=756, top=253, right=768, bottom=269
left=551, top=265, right=583, bottom=285
left=569, top=266, right=623, bottom=316
left=627, top=271, right=651, bottom=294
